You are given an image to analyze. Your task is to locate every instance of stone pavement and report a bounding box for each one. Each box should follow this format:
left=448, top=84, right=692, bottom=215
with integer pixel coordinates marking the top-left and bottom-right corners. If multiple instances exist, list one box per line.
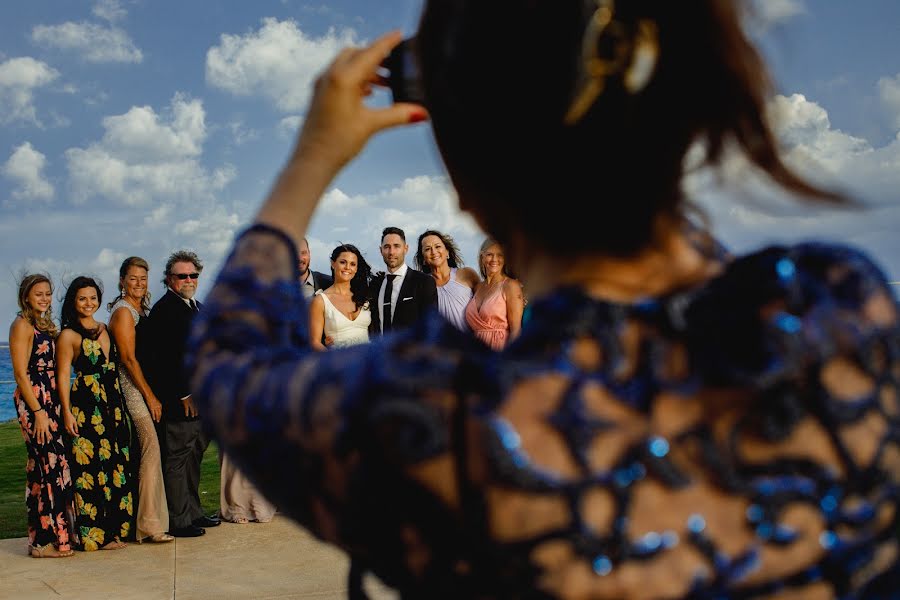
left=0, top=515, right=396, bottom=600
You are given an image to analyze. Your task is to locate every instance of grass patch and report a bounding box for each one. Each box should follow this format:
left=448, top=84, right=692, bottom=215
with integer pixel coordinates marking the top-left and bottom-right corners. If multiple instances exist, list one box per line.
left=0, top=419, right=220, bottom=540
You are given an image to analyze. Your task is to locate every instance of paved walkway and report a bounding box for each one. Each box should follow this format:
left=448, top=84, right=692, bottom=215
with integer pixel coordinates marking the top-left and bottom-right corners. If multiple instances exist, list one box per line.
left=0, top=516, right=395, bottom=599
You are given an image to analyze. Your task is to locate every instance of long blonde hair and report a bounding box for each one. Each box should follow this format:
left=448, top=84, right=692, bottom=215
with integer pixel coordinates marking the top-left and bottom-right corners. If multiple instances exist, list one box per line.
left=108, top=256, right=152, bottom=313
left=17, top=273, right=58, bottom=337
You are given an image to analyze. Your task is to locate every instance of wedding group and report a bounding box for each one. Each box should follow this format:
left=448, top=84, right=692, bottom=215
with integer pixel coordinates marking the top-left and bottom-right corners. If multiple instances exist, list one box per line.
left=8, top=250, right=269, bottom=558
left=302, top=227, right=524, bottom=351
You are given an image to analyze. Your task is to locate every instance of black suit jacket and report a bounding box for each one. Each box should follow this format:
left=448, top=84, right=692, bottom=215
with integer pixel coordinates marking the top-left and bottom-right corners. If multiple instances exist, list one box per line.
left=310, top=270, right=333, bottom=292
left=369, top=267, right=438, bottom=335
left=144, top=289, right=202, bottom=422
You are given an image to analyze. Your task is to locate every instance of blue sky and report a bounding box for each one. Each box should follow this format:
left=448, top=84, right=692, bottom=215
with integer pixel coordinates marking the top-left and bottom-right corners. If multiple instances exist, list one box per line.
left=1, top=0, right=899, bottom=322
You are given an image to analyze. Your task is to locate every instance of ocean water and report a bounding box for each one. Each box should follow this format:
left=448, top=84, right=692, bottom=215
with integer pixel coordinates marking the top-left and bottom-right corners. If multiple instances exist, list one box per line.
left=1, top=344, right=15, bottom=422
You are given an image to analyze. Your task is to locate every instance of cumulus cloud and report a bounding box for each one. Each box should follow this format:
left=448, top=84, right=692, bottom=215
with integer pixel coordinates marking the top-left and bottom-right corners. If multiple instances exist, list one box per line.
left=65, top=93, right=235, bottom=206
left=31, top=21, right=142, bottom=64
left=206, top=18, right=359, bottom=112
left=2, top=142, right=54, bottom=202
left=92, top=0, right=127, bottom=23
left=0, top=57, right=59, bottom=125
left=686, top=88, right=900, bottom=281
left=308, top=175, right=484, bottom=269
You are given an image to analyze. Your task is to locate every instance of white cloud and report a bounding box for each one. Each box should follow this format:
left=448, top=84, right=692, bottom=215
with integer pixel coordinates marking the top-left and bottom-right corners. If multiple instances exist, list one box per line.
left=93, top=0, right=127, bottom=23
left=877, top=74, right=900, bottom=129
left=228, top=120, right=259, bottom=146
left=686, top=88, right=900, bottom=282
left=0, top=57, right=59, bottom=125
left=206, top=18, right=359, bottom=112
left=2, top=142, right=54, bottom=202
left=752, top=0, right=806, bottom=29
left=64, top=93, right=236, bottom=206
left=277, top=115, right=303, bottom=139
left=31, top=21, right=143, bottom=64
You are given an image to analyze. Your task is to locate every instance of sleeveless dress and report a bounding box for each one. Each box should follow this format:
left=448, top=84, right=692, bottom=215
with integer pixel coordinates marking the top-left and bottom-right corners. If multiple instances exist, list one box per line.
left=13, top=326, right=76, bottom=552
left=436, top=268, right=474, bottom=332
left=316, top=290, right=371, bottom=348
left=110, top=299, right=169, bottom=539
left=465, top=282, right=509, bottom=350
left=68, top=331, right=137, bottom=550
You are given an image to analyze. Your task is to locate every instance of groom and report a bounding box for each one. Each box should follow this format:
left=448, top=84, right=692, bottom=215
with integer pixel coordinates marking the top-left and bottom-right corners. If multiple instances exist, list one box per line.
left=369, top=226, right=437, bottom=335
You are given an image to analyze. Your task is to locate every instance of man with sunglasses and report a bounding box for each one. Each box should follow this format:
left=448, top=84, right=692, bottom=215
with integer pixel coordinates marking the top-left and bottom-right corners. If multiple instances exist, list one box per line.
left=144, top=250, right=220, bottom=537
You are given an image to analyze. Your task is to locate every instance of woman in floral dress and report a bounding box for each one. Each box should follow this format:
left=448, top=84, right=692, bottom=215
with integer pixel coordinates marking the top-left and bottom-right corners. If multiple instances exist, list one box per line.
left=57, top=276, right=136, bottom=551
left=8, top=274, right=76, bottom=558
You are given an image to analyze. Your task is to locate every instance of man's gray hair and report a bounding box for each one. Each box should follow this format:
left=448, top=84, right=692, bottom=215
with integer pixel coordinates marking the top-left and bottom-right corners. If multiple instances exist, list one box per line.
left=162, top=250, right=204, bottom=283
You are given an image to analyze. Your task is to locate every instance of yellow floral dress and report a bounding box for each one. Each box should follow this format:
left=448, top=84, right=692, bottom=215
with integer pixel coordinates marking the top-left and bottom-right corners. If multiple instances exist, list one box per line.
left=68, top=334, right=136, bottom=550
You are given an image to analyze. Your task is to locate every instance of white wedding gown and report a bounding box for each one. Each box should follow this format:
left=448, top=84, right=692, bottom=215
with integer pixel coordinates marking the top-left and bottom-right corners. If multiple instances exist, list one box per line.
left=316, top=290, right=371, bottom=348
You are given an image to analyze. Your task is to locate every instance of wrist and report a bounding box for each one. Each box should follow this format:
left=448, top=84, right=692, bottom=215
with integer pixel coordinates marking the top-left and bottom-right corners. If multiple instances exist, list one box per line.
left=33, top=406, right=45, bottom=414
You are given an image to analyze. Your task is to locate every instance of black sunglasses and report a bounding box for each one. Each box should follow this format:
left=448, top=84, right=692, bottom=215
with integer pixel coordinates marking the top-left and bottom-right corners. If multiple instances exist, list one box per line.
left=173, top=273, right=200, bottom=280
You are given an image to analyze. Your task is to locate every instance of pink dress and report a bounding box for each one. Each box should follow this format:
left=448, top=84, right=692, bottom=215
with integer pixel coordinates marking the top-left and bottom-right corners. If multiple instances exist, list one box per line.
left=464, top=284, right=509, bottom=351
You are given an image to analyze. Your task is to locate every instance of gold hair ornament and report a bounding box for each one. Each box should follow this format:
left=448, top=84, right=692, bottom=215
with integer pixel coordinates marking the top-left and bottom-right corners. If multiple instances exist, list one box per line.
left=564, top=0, right=660, bottom=125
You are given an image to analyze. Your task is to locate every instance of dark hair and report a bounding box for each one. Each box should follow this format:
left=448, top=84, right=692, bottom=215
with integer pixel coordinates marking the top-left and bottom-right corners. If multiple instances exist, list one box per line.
left=381, top=226, right=406, bottom=244
left=329, top=244, right=372, bottom=310
left=16, top=273, right=58, bottom=337
left=61, top=276, right=104, bottom=340
left=414, top=229, right=466, bottom=274
left=416, top=1, right=840, bottom=259
left=162, top=250, right=203, bottom=284
left=109, top=256, right=151, bottom=313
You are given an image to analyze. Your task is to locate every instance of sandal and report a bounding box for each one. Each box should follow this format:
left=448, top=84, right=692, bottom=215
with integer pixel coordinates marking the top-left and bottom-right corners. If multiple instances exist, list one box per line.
left=232, top=517, right=249, bottom=524
left=29, top=543, right=74, bottom=558
left=138, top=533, right=175, bottom=544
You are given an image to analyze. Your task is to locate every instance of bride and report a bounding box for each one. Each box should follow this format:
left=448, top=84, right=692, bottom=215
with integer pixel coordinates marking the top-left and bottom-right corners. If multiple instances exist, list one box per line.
left=309, top=243, right=373, bottom=350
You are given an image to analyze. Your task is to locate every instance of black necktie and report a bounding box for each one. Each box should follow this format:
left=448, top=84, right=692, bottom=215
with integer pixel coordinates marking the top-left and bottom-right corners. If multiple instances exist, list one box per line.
left=382, top=274, right=398, bottom=332
left=189, top=299, right=199, bottom=312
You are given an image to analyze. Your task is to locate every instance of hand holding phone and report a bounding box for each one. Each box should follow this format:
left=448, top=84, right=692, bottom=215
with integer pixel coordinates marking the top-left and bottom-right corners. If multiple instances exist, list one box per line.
left=381, top=37, right=425, bottom=105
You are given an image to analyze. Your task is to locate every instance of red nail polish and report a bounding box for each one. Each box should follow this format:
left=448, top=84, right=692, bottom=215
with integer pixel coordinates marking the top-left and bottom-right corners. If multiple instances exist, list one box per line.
left=408, top=110, right=428, bottom=124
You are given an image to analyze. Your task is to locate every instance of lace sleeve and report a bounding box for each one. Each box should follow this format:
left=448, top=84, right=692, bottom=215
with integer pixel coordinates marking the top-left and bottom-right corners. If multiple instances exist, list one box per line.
left=187, top=225, right=465, bottom=552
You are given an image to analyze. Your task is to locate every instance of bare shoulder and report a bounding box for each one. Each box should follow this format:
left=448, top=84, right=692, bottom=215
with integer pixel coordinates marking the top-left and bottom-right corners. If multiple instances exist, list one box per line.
left=457, top=267, right=481, bottom=289
left=57, top=328, right=81, bottom=347
left=503, top=277, right=523, bottom=297
left=10, top=315, right=31, bottom=334
left=109, top=305, right=132, bottom=328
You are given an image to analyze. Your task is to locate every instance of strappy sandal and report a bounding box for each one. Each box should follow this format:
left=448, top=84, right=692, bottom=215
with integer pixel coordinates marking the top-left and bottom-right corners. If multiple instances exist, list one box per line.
left=29, top=543, right=74, bottom=558
left=232, top=517, right=249, bottom=524
left=146, top=533, right=174, bottom=543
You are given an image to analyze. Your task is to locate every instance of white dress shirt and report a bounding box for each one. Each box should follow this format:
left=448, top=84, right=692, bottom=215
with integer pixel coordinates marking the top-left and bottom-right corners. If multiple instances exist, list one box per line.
left=377, top=263, right=408, bottom=333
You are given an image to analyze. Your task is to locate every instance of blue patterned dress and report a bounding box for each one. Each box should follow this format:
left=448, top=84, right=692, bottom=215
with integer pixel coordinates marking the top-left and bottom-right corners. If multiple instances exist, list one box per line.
left=189, top=225, right=900, bottom=598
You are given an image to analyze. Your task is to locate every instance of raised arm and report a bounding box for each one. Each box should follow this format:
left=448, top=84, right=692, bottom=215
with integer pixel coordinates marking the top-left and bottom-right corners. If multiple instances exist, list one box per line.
left=110, top=307, right=163, bottom=422
left=189, top=33, right=431, bottom=541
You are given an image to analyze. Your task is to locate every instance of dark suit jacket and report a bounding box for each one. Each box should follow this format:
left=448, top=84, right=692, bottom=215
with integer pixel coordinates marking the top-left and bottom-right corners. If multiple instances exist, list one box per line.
left=144, top=289, right=202, bottom=422
left=310, top=270, right=333, bottom=292
left=369, top=267, right=438, bottom=335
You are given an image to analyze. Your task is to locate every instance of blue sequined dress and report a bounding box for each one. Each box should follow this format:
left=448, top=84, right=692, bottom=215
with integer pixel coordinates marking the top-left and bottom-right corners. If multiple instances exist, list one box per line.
left=189, top=225, right=900, bottom=599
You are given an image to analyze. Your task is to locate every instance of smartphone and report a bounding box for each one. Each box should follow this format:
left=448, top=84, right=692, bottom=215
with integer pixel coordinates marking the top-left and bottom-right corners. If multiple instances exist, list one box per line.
left=382, top=37, right=425, bottom=105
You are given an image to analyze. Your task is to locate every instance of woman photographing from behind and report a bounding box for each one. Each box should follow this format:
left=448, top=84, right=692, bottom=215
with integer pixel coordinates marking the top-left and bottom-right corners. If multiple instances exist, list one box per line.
left=108, top=257, right=173, bottom=544
left=191, top=1, right=899, bottom=596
